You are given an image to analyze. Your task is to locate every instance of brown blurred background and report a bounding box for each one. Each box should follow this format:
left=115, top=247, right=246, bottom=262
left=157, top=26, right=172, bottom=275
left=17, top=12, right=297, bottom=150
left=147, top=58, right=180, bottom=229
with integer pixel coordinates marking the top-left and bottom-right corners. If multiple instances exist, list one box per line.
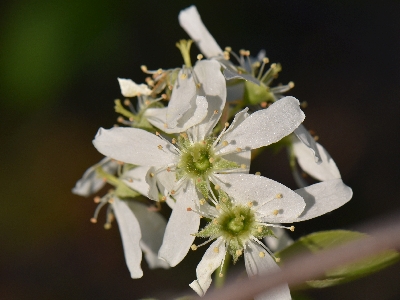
left=1, top=0, right=399, bottom=299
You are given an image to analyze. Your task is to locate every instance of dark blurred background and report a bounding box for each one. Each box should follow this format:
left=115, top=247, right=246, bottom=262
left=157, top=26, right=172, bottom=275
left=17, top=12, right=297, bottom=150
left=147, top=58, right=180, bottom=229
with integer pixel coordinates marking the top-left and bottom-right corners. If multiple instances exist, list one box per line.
left=1, top=0, right=399, bottom=299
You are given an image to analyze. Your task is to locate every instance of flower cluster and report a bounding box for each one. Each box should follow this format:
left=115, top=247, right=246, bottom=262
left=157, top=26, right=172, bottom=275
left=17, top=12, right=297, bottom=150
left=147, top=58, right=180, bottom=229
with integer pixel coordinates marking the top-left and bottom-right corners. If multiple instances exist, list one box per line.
left=73, top=5, right=352, bottom=299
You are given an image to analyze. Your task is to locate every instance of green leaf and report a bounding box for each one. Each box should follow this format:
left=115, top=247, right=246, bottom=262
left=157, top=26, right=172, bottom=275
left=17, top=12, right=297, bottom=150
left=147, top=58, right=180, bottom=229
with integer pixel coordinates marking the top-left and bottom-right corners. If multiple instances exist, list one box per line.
left=275, top=230, right=400, bottom=289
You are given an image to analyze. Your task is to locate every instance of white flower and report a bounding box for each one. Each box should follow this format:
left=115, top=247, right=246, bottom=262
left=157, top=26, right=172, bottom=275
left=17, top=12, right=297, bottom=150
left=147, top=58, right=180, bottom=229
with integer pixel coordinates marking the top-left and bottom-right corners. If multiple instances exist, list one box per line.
left=188, top=173, right=352, bottom=299
left=74, top=163, right=169, bottom=277
left=93, top=96, right=305, bottom=267
left=118, top=78, right=152, bottom=97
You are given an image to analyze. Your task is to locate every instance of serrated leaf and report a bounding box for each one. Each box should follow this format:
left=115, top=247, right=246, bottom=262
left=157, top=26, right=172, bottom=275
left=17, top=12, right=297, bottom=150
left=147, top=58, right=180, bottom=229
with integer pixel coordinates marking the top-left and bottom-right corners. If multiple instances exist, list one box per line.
left=275, top=230, right=400, bottom=289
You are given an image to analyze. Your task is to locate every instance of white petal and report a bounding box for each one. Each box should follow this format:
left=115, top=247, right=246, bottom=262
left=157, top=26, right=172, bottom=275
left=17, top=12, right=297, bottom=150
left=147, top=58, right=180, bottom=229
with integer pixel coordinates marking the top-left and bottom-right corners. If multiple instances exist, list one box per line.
left=193, top=60, right=226, bottom=140
left=293, top=179, right=353, bottom=221
left=118, top=78, right=151, bottom=97
left=158, top=183, right=201, bottom=267
left=223, top=107, right=249, bottom=135
left=213, top=174, right=305, bottom=223
left=93, top=127, right=177, bottom=167
left=223, top=67, right=261, bottom=85
left=122, top=166, right=152, bottom=198
left=245, top=241, right=291, bottom=300
left=143, top=107, right=169, bottom=132
left=167, top=68, right=197, bottom=129
left=189, top=237, right=226, bottom=296
left=227, top=81, right=245, bottom=102
left=126, top=201, right=169, bottom=269
left=217, top=97, right=305, bottom=155
left=294, top=124, right=322, bottom=163
left=220, top=150, right=251, bottom=173
left=264, top=227, right=294, bottom=252
left=112, top=198, right=143, bottom=278
left=178, top=6, right=223, bottom=58
left=292, top=137, right=341, bottom=181
left=72, top=157, right=119, bottom=196
left=291, top=163, right=309, bottom=188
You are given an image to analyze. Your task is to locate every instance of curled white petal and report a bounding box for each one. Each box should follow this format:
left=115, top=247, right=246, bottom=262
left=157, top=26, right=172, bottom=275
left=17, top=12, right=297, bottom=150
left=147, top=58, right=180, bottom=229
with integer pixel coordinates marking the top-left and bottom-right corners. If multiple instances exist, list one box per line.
left=294, top=124, right=322, bottom=163
left=93, top=127, right=177, bottom=167
left=122, top=166, right=152, bottom=198
left=264, top=227, right=294, bottom=252
left=178, top=6, right=223, bottom=58
left=112, top=198, right=143, bottom=278
left=189, top=237, right=226, bottom=296
left=294, top=179, right=353, bottom=221
left=118, top=78, right=151, bottom=97
left=292, top=137, right=341, bottom=181
left=72, top=157, right=118, bottom=196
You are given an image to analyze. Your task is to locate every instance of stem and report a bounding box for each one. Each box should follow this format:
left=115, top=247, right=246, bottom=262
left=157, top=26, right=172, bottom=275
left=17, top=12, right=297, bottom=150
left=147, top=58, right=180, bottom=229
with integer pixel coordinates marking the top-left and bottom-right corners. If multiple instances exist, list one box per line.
left=214, top=252, right=230, bottom=288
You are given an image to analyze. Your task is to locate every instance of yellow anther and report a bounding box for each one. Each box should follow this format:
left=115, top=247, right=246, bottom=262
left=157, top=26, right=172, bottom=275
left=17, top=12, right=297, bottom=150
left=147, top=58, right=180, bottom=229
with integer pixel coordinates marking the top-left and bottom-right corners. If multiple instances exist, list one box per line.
left=161, top=93, right=167, bottom=100
left=168, top=85, right=173, bottom=90
left=271, top=63, right=277, bottom=69
left=273, top=209, right=279, bottom=216
left=300, top=101, right=308, bottom=108
left=221, top=197, right=227, bottom=203
left=255, top=172, right=261, bottom=176
left=141, top=65, right=148, bottom=72
left=245, top=50, right=250, bottom=56
left=144, top=100, right=151, bottom=106
left=219, top=273, right=224, bottom=278
left=170, top=190, right=176, bottom=195
left=117, top=116, right=124, bottom=123
left=163, top=123, right=168, bottom=128
left=157, top=68, right=163, bottom=74
left=128, top=117, right=134, bottom=122
left=236, top=249, right=243, bottom=256
left=160, top=196, right=166, bottom=202
left=155, top=131, right=160, bottom=136
left=214, top=110, right=219, bottom=114
left=127, top=178, right=133, bottom=183
left=247, top=201, right=253, bottom=207
left=288, top=81, right=295, bottom=88
left=94, top=196, right=101, bottom=203
left=171, top=138, right=177, bottom=144
left=209, top=157, right=215, bottom=163
left=225, top=122, right=229, bottom=127
left=260, top=102, right=268, bottom=108
left=158, top=145, right=163, bottom=150
left=180, top=132, right=188, bottom=139
left=223, top=51, right=230, bottom=60
left=90, top=218, right=97, bottom=224
left=181, top=73, right=187, bottom=79
left=104, top=223, right=112, bottom=230
left=196, top=83, right=201, bottom=88
left=108, top=198, right=114, bottom=204
left=290, top=226, right=295, bottom=232
left=197, top=54, right=203, bottom=60
left=213, top=219, right=219, bottom=224
left=186, top=207, right=192, bottom=211
left=216, top=205, right=221, bottom=210
left=313, top=135, right=320, bottom=141
left=225, top=46, right=232, bottom=52
left=241, top=164, right=247, bottom=169
left=214, top=185, right=221, bottom=190
left=259, top=252, right=265, bottom=258
left=149, top=172, right=154, bottom=177
left=236, top=147, right=242, bottom=152
left=191, top=244, right=198, bottom=251
left=123, top=99, right=131, bottom=106
left=275, top=257, right=281, bottom=262
left=263, top=57, right=270, bottom=64
left=239, top=49, right=246, bottom=55
left=199, top=199, right=206, bottom=205
left=222, top=140, right=229, bottom=146
left=257, top=226, right=263, bottom=233
left=276, top=193, right=283, bottom=199
left=213, top=247, right=219, bottom=253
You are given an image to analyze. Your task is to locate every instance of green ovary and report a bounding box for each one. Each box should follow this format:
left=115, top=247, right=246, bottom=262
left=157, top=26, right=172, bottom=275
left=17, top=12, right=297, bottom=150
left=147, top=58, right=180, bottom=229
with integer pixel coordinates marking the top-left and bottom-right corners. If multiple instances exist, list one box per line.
left=218, top=205, right=255, bottom=239
left=178, top=140, right=215, bottom=178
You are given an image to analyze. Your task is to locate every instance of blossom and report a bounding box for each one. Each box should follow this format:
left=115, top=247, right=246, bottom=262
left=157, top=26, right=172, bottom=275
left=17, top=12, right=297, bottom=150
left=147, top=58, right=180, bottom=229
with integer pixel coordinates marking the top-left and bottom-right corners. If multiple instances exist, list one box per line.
left=118, top=78, right=152, bottom=97
left=93, top=96, right=305, bottom=266
left=188, top=172, right=349, bottom=299
left=73, top=162, right=169, bottom=277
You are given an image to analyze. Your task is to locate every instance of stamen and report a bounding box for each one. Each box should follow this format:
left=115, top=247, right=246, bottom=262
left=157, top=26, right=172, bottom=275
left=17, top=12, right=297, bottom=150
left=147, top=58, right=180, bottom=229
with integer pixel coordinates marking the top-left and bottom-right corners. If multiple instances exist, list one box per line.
left=191, top=244, right=198, bottom=251
left=273, top=209, right=279, bottom=216
left=236, top=249, right=243, bottom=256
left=255, top=172, right=261, bottom=176
left=276, top=193, right=283, bottom=198
left=158, top=145, right=163, bottom=150
left=214, top=185, right=221, bottom=190
left=236, top=148, right=242, bottom=152
left=259, top=251, right=265, bottom=258
left=213, top=247, right=219, bottom=253
left=94, top=196, right=101, bottom=203
left=241, top=164, right=247, bottom=169
left=197, top=54, right=203, bottom=60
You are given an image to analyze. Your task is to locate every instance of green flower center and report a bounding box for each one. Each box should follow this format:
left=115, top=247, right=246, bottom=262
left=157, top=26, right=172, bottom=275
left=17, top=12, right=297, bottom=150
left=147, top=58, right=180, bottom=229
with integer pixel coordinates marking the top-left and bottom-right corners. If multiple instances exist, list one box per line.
left=178, top=140, right=215, bottom=178
left=218, top=205, right=255, bottom=238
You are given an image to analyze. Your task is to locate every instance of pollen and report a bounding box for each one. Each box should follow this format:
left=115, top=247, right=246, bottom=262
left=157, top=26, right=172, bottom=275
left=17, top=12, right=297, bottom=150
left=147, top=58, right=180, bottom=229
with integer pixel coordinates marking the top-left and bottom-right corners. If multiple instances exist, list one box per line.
left=213, top=219, right=219, bottom=224
left=155, top=131, right=160, bottom=136
left=219, top=273, right=224, bottom=278
left=241, top=164, right=247, bottom=169
left=290, top=226, right=295, bottom=232
left=191, top=244, right=198, bottom=251
left=301, top=101, right=308, bottom=108
left=289, top=81, right=295, bottom=88
left=216, top=205, right=221, bottom=210
left=222, top=141, right=229, bottom=146
left=90, top=218, right=97, bottom=224
left=225, top=122, right=229, bottom=127
left=209, top=157, right=215, bottom=163
left=260, top=102, right=268, bottom=108
left=247, top=201, right=253, bottom=207
left=225, top=46, right=232, bottom=52
left=259, top=252, right=265, bottom=258
left=236, top=249, right=243, bottom=256
left=273, top=209, right=279, bottom=216
left=275, top=257, right=281, bottom=262
left=149, top=172, right=154, bottom=177
left=104, top=223, right=112, bottom=230
left=199, top=199, right=206, bottom=205
left=163, top=123, right=168, bottom=128
left=255, top=172, right=261, bottom=176
left=263, top=57, right=269, bottom=64
left=166, top=167, right=171, bottom=172
left=257, top=226, right=263, bottom=233
left=196, top=83, right=202, bottom=88
left=117, top=116, right=124, bottom=123
left=126, top=178, right=133, bottom=183
left=158, top=145, right=163, bottom=150
left=214, top=185, right=221, bottom=190
left=170, top=190, right=176, bottom=195
left=213, top=247, right=219, bottom=253
left=93, top=196, right=101, bottom=203
left=214, top=110, right=219, bottom=114
left=197, top=54, right=203, bottom=60
left=172, top=138, right=177, bottom=144
left=160, top=196, right=166, bottom=202
left=221, top=197, right=227, bottom=203
left=276, top=193, right=283, bottom=199
left=141, top=65, right=148, bottom=72
left=187, top=207, right=192, bottom=211
left=108, top=198, right=114, bottom=204
left=181, top=73, right=187, bottom=79
left=236, top=147, right=242, bottom=152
